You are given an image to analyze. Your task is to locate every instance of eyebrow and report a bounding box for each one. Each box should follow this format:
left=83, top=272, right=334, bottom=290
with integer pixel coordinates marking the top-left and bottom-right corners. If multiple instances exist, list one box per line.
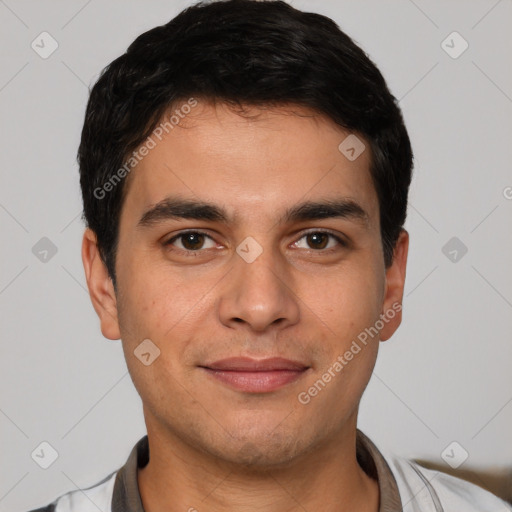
left=137, top=196, right=369, bottom=229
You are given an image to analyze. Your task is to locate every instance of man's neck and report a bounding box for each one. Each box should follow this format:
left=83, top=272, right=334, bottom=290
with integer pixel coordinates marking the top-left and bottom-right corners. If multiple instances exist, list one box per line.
left=137, top=422, right=379, bottom=512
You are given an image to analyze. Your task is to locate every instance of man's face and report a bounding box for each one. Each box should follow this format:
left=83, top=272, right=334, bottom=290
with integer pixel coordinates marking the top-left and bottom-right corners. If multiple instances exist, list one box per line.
left=87, top=101, right=407, bottom=467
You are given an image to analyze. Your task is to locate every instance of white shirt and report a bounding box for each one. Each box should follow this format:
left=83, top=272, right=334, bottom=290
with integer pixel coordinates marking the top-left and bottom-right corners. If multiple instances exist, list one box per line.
left=29, top=430, right=512, bottom=512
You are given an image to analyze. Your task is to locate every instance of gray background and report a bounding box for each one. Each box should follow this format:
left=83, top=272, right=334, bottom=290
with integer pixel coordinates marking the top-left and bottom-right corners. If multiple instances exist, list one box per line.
left=1, top=0, right=511, bottom=510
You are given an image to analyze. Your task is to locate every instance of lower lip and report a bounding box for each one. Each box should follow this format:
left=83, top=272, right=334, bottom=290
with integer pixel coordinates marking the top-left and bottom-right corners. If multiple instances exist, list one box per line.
left=202, top=368, right=308, bottom=393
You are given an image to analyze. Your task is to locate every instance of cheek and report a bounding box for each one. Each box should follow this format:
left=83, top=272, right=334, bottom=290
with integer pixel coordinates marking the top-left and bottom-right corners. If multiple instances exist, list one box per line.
left=115, top=280, right=194, bottom=411
left=298, top=268, right=383, bottom=415
left=302, top=261, right=384, bottom=335
left=115, top=257, right=218, bottom=367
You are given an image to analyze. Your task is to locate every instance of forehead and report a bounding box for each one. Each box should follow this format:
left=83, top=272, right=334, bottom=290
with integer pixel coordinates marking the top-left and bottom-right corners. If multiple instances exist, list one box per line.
left=120, top=101, right=378, bottom=227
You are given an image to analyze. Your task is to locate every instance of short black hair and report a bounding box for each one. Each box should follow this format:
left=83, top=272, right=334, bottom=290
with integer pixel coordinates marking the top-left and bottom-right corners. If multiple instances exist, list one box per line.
left=78, top=0, right=413, bottom=288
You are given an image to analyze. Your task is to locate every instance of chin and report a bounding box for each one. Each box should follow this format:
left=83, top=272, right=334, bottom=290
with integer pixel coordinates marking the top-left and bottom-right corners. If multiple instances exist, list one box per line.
left=205, top=428, right=315, bottom=471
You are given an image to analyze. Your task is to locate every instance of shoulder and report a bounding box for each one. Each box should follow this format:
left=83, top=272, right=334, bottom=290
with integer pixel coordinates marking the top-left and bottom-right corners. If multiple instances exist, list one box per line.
left=26, top=470, right=117, bottom=512
left=384, top=454, right=512, bottom=512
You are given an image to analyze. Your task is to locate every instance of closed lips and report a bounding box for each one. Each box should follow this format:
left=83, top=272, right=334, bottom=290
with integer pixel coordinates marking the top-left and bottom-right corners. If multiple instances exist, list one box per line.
left=199, top=357, right=310, bottom=393
left=201, top=357, right=309, bottom=371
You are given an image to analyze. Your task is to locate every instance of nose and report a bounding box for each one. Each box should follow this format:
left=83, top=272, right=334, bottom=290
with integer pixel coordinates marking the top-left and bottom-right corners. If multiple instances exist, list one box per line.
left=218, top=241, right=300, bottom=333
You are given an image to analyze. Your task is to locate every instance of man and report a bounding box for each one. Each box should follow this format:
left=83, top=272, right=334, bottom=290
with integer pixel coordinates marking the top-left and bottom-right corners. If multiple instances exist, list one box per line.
left=29, top=0, right=512, bottom=510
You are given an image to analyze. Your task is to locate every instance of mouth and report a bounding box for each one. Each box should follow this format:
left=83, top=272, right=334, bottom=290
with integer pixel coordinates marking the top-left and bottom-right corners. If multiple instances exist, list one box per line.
left=199, top=357, right=310, bottom=393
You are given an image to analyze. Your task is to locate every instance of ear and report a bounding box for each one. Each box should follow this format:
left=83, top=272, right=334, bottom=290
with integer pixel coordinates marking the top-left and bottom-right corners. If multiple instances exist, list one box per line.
left=380, top=229, right=409, bottom=342
left=81, top=228, right=121, bottom=340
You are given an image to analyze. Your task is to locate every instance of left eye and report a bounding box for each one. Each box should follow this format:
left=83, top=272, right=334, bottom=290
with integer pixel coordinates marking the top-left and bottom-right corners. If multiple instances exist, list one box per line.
left=293, top=231, right=345, bottom=251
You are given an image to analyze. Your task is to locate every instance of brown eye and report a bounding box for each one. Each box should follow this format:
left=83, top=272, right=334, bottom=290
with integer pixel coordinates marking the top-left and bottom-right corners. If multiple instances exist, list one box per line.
left=306, top=232, right=329, bottom=249
left=180, top=232, right=205, bottom=250
left=165, top=231, right=216, bottom=252
left=294, top=231, right=346, bottom=251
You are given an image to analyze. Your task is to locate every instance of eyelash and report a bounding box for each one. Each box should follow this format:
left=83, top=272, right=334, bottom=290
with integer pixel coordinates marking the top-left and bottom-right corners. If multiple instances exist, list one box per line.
left=163, top=229, right=348, bottom=256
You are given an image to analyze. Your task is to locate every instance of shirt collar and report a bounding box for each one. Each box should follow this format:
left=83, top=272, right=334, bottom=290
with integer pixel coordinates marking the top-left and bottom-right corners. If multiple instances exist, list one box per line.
left=112, top=429, right=401, bottom=511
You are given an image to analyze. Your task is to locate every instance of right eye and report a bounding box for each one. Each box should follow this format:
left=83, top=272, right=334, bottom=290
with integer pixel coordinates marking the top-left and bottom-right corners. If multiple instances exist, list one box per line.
left=163, top=230, right=218, bottom=254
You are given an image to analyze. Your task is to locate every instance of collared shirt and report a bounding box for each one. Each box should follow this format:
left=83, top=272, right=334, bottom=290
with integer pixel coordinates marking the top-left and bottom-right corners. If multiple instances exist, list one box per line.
left=111, top=429, right=401, bottom=512
left=29, top=429, right=512, bottom=512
